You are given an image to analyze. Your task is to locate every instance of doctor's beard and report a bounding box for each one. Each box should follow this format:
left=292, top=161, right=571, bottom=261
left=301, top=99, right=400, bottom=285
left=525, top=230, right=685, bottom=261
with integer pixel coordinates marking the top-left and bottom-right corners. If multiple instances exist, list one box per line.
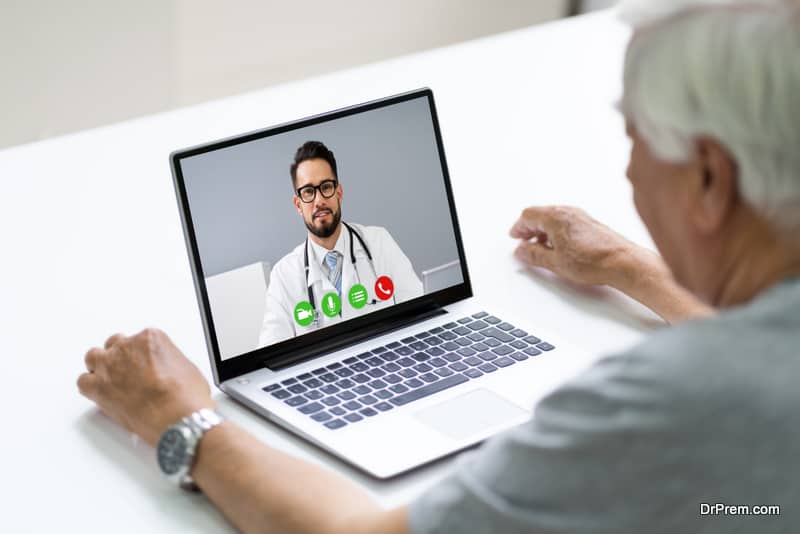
left=305, top=203, right=342, bottom=239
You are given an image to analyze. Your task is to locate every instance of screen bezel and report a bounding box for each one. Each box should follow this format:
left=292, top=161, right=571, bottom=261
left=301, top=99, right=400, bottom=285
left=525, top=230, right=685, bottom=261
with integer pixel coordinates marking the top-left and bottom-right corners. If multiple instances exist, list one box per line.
left=170, top=88, right=473, bottom=384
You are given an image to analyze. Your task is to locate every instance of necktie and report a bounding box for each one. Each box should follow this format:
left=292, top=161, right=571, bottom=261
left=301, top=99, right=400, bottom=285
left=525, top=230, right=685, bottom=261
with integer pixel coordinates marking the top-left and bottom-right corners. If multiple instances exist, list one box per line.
left=324, top=251, right=342, bottom=294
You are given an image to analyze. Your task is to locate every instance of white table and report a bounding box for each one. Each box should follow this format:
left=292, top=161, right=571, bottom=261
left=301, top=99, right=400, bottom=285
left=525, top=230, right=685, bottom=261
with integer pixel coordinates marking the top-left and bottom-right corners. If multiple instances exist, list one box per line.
left=0, top=11, right=660, bottom=532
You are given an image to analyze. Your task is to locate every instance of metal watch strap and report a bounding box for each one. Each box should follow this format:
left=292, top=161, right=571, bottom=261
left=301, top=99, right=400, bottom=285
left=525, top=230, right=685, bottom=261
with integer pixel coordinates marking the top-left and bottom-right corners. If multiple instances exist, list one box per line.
left=178, top=408, right=225, bottom=491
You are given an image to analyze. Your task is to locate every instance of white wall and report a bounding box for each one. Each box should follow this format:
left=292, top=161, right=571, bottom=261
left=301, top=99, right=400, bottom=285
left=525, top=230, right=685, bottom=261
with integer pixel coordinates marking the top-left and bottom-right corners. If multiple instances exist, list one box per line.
left=0, top=0, right=565, bottom=150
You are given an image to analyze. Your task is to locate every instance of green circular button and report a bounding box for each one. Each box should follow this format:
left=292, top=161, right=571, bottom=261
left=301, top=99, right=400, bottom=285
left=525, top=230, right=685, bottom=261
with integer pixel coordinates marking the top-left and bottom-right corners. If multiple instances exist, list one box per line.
left=293, top=301, right=315, bottom=327
left=321, top=292, right=341, bottom=318
left=348, top=284, right=368, bottom=309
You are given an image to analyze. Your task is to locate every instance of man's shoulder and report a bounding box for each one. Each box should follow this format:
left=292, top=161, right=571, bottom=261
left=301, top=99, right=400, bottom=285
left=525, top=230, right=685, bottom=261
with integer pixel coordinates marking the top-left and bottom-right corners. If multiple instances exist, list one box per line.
left=349, top=222, right=392, bottom=243
left=271, top=242, right=305, bottom=276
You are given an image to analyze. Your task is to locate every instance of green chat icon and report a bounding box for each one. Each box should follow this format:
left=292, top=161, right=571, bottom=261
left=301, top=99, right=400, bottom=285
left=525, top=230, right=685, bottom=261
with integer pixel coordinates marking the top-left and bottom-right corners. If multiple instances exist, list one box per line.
left=348, top=284, right=368, bottom=309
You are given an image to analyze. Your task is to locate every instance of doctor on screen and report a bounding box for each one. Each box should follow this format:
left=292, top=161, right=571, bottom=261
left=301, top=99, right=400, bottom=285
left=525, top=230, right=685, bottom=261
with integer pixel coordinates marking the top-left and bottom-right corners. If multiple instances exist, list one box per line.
left=259, top=141, right=423, bottom=347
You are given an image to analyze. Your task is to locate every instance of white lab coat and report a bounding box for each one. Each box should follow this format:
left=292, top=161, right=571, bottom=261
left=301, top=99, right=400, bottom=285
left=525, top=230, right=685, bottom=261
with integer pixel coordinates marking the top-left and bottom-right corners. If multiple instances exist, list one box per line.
left=259, top=223, right=423, bottom=347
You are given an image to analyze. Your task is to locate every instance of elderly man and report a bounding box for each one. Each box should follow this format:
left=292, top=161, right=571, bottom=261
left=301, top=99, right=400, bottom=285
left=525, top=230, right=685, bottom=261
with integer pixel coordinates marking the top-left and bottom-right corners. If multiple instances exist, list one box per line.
left=77, top=0, right=800, bottom=532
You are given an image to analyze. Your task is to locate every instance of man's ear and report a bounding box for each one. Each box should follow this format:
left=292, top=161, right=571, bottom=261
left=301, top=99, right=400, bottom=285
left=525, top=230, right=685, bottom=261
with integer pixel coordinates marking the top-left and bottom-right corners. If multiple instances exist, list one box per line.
left=688, top=137, right=739, bottom=235
left=337, top=182, right=343, bottom=202
left=293, top=195, right=302, bottom=215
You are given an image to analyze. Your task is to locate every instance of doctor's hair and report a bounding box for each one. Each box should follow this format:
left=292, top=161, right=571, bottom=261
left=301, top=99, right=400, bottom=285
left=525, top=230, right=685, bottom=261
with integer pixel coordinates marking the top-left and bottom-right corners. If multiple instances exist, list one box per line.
left=290, top=141, right=338, bottom=187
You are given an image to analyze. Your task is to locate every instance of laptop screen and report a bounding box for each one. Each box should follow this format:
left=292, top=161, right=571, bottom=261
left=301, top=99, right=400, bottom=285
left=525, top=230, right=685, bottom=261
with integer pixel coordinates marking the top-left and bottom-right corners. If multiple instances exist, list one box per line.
left=174, top=91, right=467, bottom=366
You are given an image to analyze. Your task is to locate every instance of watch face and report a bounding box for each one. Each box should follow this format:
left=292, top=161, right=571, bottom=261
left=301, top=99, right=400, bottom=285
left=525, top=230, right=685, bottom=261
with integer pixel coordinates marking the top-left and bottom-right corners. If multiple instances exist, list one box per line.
left=157, top=428, right=189, bottom=476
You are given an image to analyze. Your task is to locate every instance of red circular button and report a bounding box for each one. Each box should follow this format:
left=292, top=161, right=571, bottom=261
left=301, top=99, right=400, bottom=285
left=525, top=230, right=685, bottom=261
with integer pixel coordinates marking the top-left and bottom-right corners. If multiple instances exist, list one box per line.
left=374, top=276, right=394, bottom=301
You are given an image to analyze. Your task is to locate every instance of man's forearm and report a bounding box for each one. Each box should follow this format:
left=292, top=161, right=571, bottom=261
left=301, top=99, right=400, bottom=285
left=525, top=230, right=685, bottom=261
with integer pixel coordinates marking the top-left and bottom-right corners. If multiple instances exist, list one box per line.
left=611, top=249, right=714, bottom=324
left=192, top=421, right=408, bottom=534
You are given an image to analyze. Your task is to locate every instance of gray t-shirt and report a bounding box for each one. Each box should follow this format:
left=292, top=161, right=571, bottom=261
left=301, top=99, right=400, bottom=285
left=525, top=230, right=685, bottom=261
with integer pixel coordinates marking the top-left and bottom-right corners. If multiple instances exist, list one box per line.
left=410, top=278, right=800, bottom=533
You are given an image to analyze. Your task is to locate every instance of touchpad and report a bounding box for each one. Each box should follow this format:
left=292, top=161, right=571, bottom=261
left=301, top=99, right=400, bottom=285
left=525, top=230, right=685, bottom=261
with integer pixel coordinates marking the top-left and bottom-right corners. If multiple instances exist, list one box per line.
left=414, top=389, right=529, bottom=440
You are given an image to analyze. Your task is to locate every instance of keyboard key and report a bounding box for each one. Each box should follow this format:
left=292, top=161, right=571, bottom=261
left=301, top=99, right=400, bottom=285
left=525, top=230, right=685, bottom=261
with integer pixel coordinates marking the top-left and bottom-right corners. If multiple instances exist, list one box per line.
left=390, top=374, right=469, bottom=406
left=360, top=408, right=378, bottom=417
left=449, top=362, right=468, bottom=372
left=524, top=347, right=542, bottom=357
left=479, top=351, right=497, bottom=361
left=464, top=368, right=483, bottom=379
left=352, top=374, right=371, bottom=384
left=401, top=336, right=417, bottom=344
left=338, top=391, right=356, bottom=400
left=381, top=351, right=399, bottom=361
left=523, top=335, right=542, bottom=344
left=382, top=362, right=401, bottom=372
left=372, top=346, right=387, bottom=354
left=396, top=346, right=413, bottom=356
left=420, top=372, right=439, bottom=383
left=482, top=327, right=514, bottom=342
left=350, top=362, right=369, bottom=372
left=415, top=333, right=430, bottom=339
left=368, top=379, right=387, bottom=390
left=443, top=352, right=461, bottom=362
left=389, top=384, right=409, bottom=394
left=492, top=345, right=514, bottom=356
left=330, top=406, right=346, bottom=416
left=356, top=352, right=373, bottom=360
left=288, top=384, right=307, bottom=394
left=494, top=356, right=515, bottom=368
left=484, top=338, right=501, bottom=348
left=510, top=329, right=528, bottom=338
left=305, top=390, right=323, bottom=400
left=537, top=342, right=556, bottom=351
left=365, top=356, right=384, bottom=367
left=455, top=337, right=472, bottom=346
left=412, top=352, right=430, bottom=362
left=429, top=357, right=447, bottom=368
left=297, top=373, right=312, bottom=381
left=434, top=367, right=455, bottom=377
left=453, top=326, right=471, bottom=336
left=360, top=394, right=378, bottom=405
left=467, top=320, right=489, bottom=331
left=439, top=331, right=457, bottom=341
left=262, top=383, right=280, bottom=392
left=398, top=368, right=416, bottom=379
left=303, top=378, right=323, bottom=388
left=299, top=402, right=324, bottom=414
left=375, top=402, right=394, bottom=412
left=510, top=352, right=528, bottom=361
left=442, top=322, right=458, bottom=329
left=366, top=368, right=386, bottom=378
left=457, top=347, right=476, bottom=357
left=387, top=341, right=402, bottom=349
left=472, top=342, right=489, bottom=352
left=327, top=362, right=343, bottom=369
left=413, top=363, right=433, bottom=373
left=464, top=356, right=483, bottom=366
left=321, top=396, right=341, bottom=406
left=410, top=341, right=428, bottom=351
left=343, top=400, right=363, bottom=411
left=281, top=378, right=297, bottom=385
left=324, top=419, right=347, bottom=429
left=320, top=373, right=338, bottom=383
left=353, top=385, right=371, bottom=395
left=405, top=377, right=424, bottom=388
left=468, top=333, right=485, bottom=342
left=457, top=317, right=472, bottom=324
left=311, top=368, right=327, bottom=375
left=424, top=336, right=443, bottom=346
left=472, top=311, right=488, bottom=319
left=312, top=411, right=332, bottom=422
left=429, top=327, right=445, bottom=335
left=497, top=322, right=514, bottom=331
left=336, top=379, right=355, bottom=389
left=375, top=389, right=393, bottom=399
left=344, top=413, right=363, bottom=423
left=511, top=340, right=527, bottom=350
left=426, top=346, right=445, bottom=356
left=397, top=357, right=416, bottom=367
left=478, top=362, right=498, bottom=373
left=270, top=389, right=291, bottom=400
left=484, top=315, right=501, bottom=324
left=343, top=357, right=358, bottom=364
left=384, top=373, right=403, bottom=384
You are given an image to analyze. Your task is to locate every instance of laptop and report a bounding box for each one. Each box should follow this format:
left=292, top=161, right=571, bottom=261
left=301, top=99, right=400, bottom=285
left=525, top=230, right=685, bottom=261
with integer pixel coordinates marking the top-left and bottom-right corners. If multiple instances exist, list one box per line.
left=170, top=88, right=582, bottom=478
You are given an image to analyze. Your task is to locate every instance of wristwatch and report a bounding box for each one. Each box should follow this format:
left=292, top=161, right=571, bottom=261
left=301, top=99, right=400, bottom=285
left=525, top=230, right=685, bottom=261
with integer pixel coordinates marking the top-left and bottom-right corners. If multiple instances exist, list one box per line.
left=156, top=407, right=225, bottom=491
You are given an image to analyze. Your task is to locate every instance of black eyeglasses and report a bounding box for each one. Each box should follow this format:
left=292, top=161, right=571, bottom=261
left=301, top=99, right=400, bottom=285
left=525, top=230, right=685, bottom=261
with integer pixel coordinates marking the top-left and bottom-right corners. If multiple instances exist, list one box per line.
left=296, top=179, right=338, bottom=203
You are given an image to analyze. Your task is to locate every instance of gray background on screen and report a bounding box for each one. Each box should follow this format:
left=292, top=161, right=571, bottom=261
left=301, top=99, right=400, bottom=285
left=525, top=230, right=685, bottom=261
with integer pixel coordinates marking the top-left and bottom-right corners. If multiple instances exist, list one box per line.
left=181, top=96, right=463, bottom=284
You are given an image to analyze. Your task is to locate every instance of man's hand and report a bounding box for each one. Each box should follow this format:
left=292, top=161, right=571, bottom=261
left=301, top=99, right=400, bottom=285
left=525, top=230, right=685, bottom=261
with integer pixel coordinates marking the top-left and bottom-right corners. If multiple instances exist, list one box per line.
left=510, top=206, right=713, bottom=323
left=77, top=328, right=215, bottom=446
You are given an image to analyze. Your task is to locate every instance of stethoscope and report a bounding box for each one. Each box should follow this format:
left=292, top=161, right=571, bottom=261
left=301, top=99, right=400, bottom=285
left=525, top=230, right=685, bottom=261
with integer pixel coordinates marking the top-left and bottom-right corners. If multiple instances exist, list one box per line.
left=303, top=221, right=396, bottom=327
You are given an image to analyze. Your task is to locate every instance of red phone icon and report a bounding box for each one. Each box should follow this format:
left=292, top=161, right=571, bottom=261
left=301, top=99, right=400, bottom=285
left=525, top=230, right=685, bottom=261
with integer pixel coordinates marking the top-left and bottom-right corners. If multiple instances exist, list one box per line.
left=374, top=276, right=394, bottom=301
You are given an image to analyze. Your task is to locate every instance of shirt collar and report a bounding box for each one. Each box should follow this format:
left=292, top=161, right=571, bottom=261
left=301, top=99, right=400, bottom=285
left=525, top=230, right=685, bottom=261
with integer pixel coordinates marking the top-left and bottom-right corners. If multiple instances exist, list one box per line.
left=307, top=223, right=348, bottom=286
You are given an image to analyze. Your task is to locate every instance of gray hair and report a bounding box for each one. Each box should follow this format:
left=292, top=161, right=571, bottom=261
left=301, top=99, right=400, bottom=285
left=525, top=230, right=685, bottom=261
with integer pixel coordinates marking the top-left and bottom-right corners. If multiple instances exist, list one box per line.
left=618, top=0, right=800, bottom=230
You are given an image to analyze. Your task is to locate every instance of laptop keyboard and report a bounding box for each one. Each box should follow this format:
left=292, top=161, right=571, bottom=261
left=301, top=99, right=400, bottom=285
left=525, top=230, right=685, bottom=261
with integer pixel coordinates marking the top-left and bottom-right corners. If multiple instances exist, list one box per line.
left=261, top=311, right=555, bottom=430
